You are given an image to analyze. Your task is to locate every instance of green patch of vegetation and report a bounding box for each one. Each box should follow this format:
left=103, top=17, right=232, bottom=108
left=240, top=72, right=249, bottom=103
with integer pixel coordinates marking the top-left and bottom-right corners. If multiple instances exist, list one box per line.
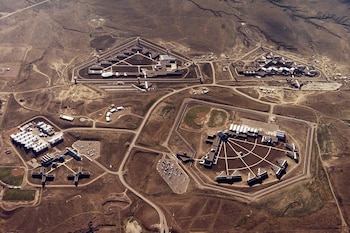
left=184, top=105, right=210, bottom=129
left=160, top=104, right=175, bottom=119
left=317, top=123, right=333, bottom=154
left=0, top=167, right=23, bottom=186
left=3, top=189, right=36, bottom=201
left=207, top=109, right=227, bottom=127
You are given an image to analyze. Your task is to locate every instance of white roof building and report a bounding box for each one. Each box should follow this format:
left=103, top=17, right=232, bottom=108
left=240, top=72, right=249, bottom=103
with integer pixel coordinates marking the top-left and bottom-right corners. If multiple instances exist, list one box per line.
left=60, top=114, right=74, bottom=122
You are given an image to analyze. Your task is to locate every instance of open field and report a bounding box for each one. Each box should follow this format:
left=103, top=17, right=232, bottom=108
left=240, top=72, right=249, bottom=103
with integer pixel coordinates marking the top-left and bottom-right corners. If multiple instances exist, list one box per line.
left=207, top=109, right=227, bottom=128
left=0, top=167, right=23, bottom=186
left=183, top=105, right=211, bottom=130
left=2, top=189, right=36, bottom=201
left=274, top=105, right=318, bottom=123
left=197, top=87, right=271, bottom=112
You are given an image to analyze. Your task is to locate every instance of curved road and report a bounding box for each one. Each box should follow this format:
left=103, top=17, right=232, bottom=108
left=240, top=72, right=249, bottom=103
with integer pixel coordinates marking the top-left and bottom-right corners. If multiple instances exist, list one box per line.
left=1, top=39, right=346, bottom=232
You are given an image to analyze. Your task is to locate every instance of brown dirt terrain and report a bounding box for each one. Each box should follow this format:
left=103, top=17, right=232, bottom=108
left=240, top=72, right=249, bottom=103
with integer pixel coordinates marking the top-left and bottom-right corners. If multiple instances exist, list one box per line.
left=95, top=114, right=142, bottom=130
left=3, top=174, right=159, bottom=233
left=236, top=87, right=260, bottom=99
left=303, top=91, right=350, bottom=120
left=125, top=150, right=170, bottom=196
left=235, top=111, right=268, bottom=123
left=0, top=146, right=22, bottom=166
left=0, top=0, right=349, bottom=232
left=197, top=87, right=270, bottom=112
left=1, top=94, right=38, bottom=130
left=64, top=130, right=133, bottom=173
left=274, top=104, right=318, bottom=123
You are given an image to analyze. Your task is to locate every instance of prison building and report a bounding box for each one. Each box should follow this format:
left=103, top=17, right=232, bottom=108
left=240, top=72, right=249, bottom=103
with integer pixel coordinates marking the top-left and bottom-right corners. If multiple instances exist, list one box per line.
left=32, top=167, right=54, bottom=187
left=215, top=170, right=242, bottom=184
left=218, top=131, right=229, bottom=142
left=11, top=131, right=49, bottom=155
left=271, top=166, right=285, bottom=180
left=150, top=52, right=160, bottom=60
left=67, top=174, right=75, bottom=184
left=11, top=131, right=33, bottom=145
left=206, top=134, right=216, bottom=144
left=36, top=121, right=55, bottom=136
left=202, top=136, right=222, bottom=167
left=60, top=114, right=74, bottom=122
left=41, top=154, right=54, bottom=167
left=229, top=124, right=234, bottom=131
left=106, top=111, right=112, bottom=122
left=123, top=50, right=134, bottom=56
left=277, top=159, right=288, bottom=170
left=110, top=107, right=117, bottom=113
left=212, top=136, right=222, bottom=164
left=230, top=124, right=258, bottom=138
left=33, top=143, right=49, bottom=156
left=233, top=124, right=238, bottom=132
left=257, top=168, right=268, bottom=182
left=205, top=138, right=214, bottom=144
left=159, top=55, right=177, bottom=71
left=131, top=46, right=143, bottom=53
left=204, top=151, right=215, bottom=167
left=272, top=159, right=288, bottom=180
left=285, top=143, right=298, bottom=152
left=212, top=137, right=221, bottom=151
left=176, top=152, right=194, bottom=163
left=99, top=60, right=113, bottom=68
left=215, top=171, right=230, bottom=183
left=248, top=128, right=259, bottom=137
left=19, top=122, right=33, bottom=132
left=261, top=135, right=278, bottom=146
left=67, top=167, right=91, bottom=186
left=65, top=147, right=81, bottom=161
left=31, top=167, right=46, bottom=179
left=51, top=162, right=58, bottom=169
left=242, top=126, right=248, bottom=134
left=116, top=53, right=128, bottom=59
left=286, top=151, right=299, bottom=163
left=237, top=133, right=248, bottom=139
left=230, top=170, right=242, bottom=182
left=56, top=155, right=65, bottom=163
left=106, top=57, right=119, bottom=63
left=275, top=130, right=286, bottom=142
left=293, top=143, right=298, bottom=152
left=247, top=131, right=258, bottom=138
left=247, top=172, right=259, bottom=186
left=48, top=134, right=64, bottom=146
left=285, top=143, right=294, bottom=151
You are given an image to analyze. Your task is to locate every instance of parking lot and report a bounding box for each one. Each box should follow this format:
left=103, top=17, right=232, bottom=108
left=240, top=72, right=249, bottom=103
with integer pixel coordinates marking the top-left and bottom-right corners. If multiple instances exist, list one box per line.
left=156, top=154, right=190, bottom=194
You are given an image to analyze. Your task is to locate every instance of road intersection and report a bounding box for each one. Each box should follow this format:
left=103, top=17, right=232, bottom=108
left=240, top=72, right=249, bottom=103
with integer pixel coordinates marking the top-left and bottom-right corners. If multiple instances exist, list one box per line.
left=2, top=42, right=347, bottom=232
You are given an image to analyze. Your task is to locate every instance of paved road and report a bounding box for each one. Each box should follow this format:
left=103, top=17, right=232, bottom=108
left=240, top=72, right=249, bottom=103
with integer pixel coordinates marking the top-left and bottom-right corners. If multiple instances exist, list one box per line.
left=2, top=38, right=344, bottom=232
left=5, top=74, right=316, bottom=232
